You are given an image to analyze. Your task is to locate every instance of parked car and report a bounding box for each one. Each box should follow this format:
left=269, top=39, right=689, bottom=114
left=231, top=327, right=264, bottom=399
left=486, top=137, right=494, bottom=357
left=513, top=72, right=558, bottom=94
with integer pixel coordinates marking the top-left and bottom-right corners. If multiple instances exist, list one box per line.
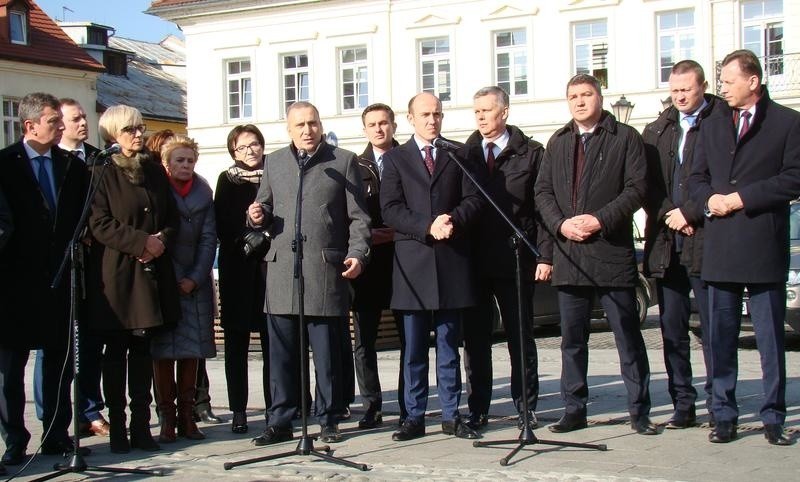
left=689, top=201, right=800, bottom=336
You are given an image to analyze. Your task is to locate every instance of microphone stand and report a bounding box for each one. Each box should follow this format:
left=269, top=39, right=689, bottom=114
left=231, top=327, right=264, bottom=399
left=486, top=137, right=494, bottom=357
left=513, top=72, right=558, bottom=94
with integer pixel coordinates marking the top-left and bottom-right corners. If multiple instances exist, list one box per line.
left=437, top=147, right=606, bottom=466
left=32, top=153, right=163, bottom=481
left=224, top=149, right=368, bottom=472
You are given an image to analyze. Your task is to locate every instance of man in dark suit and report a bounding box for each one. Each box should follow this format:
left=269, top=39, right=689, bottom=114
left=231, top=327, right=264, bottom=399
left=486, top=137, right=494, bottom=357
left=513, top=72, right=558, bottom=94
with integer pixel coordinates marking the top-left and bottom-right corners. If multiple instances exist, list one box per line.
left=461, top=86, right=552, bottom=432
left=351, top=103, right=405, bottom=429
left=380, top=92, right=484, bottom=441
left=0, top=92, right=90, bottom=465
left=535, top=74, right=658, bottom=436
left=247, top=101, right=370, bottom=445
left=688, top=50, right=800, bottom=446
left=642, top=60, right=725, bottom=429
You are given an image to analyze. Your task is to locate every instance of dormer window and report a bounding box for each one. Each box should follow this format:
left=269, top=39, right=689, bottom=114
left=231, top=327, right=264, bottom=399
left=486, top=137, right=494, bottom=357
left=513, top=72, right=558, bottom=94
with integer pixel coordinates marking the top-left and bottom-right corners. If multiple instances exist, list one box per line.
left=9, top=8, right=28, bottom=45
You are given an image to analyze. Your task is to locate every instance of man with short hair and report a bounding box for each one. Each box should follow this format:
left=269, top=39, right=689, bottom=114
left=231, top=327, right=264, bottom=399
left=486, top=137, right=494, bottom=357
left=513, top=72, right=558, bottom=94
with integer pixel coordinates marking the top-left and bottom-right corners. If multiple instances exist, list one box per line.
left=462, top=86, right=552, bottom=432
left=0, top=92, right=90, bottom=464
left=642, top=60, right=724, bottom=429
left=59, top=98, right=100, bottom=163
left=247, top=101, right=371, bottom=445
left=535, top=74, right=657, bottom=436
left=688, top=50, right=800, bottom=446
left=350, top=103, right=405, bottom=429
left=381, top=92, right=484, bottom=441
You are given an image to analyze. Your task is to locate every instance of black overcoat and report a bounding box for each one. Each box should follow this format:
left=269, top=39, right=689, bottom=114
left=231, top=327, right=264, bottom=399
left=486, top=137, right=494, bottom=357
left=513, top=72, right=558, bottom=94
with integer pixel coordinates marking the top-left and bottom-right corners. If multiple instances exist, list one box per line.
left=380, top=136, right=484, bottom=310
left=534, top=111, right=646, bottom=288
left=688, top=89, right=800, bottom=284
left=0, top=141, right=88, bottom=349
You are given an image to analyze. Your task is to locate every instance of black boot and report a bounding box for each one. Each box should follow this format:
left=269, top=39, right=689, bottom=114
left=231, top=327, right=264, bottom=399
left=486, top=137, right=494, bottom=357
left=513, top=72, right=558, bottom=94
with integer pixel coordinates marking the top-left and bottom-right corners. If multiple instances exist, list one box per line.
left=128, top=338, right=160, bottom=451
left=103, top=341, right=130, bottom=454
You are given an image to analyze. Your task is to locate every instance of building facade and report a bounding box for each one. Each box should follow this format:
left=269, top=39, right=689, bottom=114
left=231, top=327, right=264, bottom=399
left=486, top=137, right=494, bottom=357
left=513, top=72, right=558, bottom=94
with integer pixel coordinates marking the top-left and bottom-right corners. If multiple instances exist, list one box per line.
left=148, top=0, right=800, bottom=185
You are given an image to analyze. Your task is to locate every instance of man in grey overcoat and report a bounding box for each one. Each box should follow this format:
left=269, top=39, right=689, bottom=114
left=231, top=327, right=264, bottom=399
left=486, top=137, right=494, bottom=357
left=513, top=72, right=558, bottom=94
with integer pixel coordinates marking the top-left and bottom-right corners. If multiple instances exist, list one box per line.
left=247, top=101, right=371, bottom=445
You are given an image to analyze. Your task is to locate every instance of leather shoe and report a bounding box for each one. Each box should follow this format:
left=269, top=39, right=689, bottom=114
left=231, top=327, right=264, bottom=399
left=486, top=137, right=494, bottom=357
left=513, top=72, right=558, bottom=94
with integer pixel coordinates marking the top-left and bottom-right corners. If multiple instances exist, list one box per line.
left=764, top=424, right=794, bottom=446
left=80, top=418, right=111, bottom=437
left=708, top=421, right=737, bottom=443
left=548, top=413, right=588, bottom=433
left=1, top=448, right=26, bottom=466
left=464, top=413, right=488, bottom=431
left=358, top=408, right=383, bottom=429
left=231, top=411, right=248, bottom=434
left=392, top=419, right=425, bottom=441
left=319, top=424, right=343, bottom=443
left=252, top=426, right=293, bottom=446
left=442, top=419, right=481, bottom=439
left=517, top=410, right=539, bottom=430
left=41, top=439, right=91, bottom=456
left=631, top=416, right=659, bottom=435
left=665, top=409, right=696, bottom=429
left=195, top=408, right=224, bottom=424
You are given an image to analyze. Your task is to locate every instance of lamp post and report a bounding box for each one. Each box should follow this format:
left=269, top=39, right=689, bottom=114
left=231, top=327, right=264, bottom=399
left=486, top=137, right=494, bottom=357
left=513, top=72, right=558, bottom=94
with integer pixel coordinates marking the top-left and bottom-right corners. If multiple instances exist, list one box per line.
left=611, top=95, right=635, bottom=124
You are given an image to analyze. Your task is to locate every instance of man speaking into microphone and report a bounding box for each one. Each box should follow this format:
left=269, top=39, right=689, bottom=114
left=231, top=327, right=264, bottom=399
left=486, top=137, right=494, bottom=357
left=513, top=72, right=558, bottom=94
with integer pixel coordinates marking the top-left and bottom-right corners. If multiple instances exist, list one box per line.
left=247, top=101, right=370, bottom=445
left=380, top=92, right=484, bottom=441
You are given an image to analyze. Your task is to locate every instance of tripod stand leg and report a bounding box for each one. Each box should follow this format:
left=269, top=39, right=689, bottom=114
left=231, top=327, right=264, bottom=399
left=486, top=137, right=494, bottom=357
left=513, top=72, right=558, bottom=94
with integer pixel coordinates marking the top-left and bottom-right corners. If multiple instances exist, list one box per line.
left=311, top=450, right=369, bottom=471
left=535, top=438, right=607, bottom=451
left=223, top=448, right=299, bottom=470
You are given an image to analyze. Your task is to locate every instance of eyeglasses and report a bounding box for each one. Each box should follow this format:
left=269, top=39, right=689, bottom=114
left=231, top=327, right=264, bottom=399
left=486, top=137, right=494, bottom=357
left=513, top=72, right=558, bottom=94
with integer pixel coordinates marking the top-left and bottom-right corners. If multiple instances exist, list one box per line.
left=120, top=124, right=147, bottom=135
left=234, top=142, right=262, bottom=154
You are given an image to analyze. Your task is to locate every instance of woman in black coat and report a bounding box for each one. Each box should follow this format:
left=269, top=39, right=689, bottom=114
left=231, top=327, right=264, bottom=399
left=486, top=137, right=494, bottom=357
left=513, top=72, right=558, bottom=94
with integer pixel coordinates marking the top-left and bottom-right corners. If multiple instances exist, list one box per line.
left=214, top=125, right=270, bottom=434
left=88, top=105, right=180, bottom=453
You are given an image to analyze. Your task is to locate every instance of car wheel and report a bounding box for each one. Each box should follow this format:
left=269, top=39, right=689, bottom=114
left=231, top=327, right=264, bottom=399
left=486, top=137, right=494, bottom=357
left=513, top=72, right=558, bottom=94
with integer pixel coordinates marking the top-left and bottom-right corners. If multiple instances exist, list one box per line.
left=635, top=283, right=649, bottom=326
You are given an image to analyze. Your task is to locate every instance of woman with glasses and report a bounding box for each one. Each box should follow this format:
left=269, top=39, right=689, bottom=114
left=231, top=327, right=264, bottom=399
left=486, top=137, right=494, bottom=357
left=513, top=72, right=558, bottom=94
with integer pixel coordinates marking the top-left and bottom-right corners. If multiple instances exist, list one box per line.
left=87, top=105, right=180, bottom=453
left=214, top=124, right=270, bottom=434
left=151, top=135, right=216, bottom=444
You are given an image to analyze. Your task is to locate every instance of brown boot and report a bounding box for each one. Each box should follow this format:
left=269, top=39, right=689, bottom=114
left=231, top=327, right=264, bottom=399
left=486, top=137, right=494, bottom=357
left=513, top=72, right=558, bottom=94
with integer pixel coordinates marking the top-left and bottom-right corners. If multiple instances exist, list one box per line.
left=177, top=359, right=205, bottom=440
left=153, top=359, right=177, bottom=443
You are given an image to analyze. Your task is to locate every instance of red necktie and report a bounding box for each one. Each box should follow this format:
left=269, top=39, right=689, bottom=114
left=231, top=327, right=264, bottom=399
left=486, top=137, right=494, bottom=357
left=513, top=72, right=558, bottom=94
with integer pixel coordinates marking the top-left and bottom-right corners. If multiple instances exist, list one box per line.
left=485, top=142, right=496, bottom=174
left=738, top=110, right=751, bottom=142
left=423, top=146, right=434, bottom=175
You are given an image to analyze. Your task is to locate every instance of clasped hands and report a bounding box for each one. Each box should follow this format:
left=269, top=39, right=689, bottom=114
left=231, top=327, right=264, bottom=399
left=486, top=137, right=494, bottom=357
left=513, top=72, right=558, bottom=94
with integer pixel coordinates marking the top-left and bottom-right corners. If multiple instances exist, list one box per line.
left=138, top=234, right=165, bottom=264
left=664, top=208, right=694, bottom=236
left=707, top=192, right=743, bottom=218
left=559, top=214, right=601, bottom=242
left=428, top=214, right=454, bottom=240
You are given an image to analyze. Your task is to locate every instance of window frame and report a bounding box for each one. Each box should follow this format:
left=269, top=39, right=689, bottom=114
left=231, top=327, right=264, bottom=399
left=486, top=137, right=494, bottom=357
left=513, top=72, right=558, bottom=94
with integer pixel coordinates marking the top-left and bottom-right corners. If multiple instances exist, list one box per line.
left=281, top=52, right=310, bottom=115
left=418, top=37, right=452, bottom=102
left=2, top=98, right=22, bottom=148
left=338, top=46, right=369, bottom=112
left=572, top=19, right=609, bottom=90
left=225, top=58, right=254, bottom=121
left=493, top=28, right=529, bottom=97
left=656, top=9, right=695, bottom=86
left=741, top=0, right=784, bottom=76
left=9, top=9, right=28, bottom=45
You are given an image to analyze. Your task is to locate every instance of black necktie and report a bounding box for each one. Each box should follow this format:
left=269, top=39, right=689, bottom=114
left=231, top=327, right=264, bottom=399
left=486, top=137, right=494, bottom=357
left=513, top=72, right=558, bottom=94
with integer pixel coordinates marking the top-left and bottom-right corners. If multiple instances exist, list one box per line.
left=485, top=142, right=496, bottom=174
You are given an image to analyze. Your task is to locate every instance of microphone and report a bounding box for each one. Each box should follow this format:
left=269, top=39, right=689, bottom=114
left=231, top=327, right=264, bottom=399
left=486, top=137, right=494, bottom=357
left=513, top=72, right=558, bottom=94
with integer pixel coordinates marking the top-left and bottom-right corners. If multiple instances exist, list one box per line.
left=297, top=149, right=308, bottom=169
left=432, top=137, right=462, bottom=152
left=87, top=143, right=122, bottom=165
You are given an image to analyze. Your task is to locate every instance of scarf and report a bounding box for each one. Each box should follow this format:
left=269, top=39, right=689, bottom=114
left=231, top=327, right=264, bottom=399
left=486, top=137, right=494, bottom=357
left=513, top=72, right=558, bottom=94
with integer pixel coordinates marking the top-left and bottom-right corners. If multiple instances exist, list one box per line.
left=226, top=159, right=263, bottom=185
left=110, top=151, right=149, bottom=185
left=169, top=175, right=194, bottom=198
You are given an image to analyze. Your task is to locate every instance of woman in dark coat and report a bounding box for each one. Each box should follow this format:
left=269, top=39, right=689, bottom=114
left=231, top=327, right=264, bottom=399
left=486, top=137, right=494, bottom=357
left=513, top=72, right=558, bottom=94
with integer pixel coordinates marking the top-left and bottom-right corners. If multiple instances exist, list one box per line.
left=214, top=125, right=270, bottom=433
left=151, top=135, right=217, bottom=443
left=88, top=105, right=180, bottom=453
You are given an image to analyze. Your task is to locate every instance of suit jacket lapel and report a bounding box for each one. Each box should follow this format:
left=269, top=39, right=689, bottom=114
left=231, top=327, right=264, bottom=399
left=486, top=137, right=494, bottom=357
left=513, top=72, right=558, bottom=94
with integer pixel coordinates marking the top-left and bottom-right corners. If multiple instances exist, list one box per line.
left=52, top=148, right=69, bottom=202
left=430, top=146, right=450, bottom=184
left=402, top=138, right=432, bottom=182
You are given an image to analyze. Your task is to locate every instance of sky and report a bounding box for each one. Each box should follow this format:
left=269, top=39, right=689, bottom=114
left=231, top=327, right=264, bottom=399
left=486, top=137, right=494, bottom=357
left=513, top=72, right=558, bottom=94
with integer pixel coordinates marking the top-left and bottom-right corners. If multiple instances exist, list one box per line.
left=34, top=0, right=183, bottom=43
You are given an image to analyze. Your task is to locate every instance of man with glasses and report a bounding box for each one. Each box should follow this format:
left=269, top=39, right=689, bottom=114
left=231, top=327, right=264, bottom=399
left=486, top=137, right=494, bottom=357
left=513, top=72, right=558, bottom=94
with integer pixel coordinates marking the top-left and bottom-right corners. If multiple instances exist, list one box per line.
left=0, top=93, right=90, bottom=465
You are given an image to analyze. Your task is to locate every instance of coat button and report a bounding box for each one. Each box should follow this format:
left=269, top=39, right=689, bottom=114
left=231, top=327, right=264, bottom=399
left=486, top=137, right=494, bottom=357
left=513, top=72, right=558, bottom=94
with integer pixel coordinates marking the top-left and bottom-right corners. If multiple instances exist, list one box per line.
left=144, top=207, right=150, bottom=212
left=730, top=179, right=737, bottom=185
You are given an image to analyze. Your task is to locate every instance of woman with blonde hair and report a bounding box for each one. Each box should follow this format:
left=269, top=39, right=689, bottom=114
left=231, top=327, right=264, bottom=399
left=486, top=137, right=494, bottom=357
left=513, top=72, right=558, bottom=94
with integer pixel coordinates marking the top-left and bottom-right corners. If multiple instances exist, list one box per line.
left=151, top=136, right=217, bottom=443
left=87, top=105, right=180, bottom=453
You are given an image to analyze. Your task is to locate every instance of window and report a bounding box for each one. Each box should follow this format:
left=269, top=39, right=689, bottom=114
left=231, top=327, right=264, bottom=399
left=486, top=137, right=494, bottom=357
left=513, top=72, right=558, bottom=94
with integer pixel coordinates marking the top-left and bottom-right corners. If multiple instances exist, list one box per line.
left=87, top=27, right=108, bottom=46
left=339, top=46, right=368, bottom=111
left=104, top=52, right=127, bottom=76
left=9, top=10, right=27, bottom=45
left=419, top=38, right=451, bottom=102
left=226, top=59, right=253, bottom=120
left=282, top=53, right=309, bottom=113
left=2, top=99, right=22, bottom=148
left=494, top=29, right=528, bottom=96
left=742, top=0, right=783, bottom=75
left=572, top=20, right=608, bottom=89
left=657, top=10, right=695, bottom=84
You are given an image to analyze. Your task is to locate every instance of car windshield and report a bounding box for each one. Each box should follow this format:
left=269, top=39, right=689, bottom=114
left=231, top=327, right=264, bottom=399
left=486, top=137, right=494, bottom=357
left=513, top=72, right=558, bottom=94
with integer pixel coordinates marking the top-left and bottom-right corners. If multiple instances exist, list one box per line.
left=791, top=203, right=800, bottom=240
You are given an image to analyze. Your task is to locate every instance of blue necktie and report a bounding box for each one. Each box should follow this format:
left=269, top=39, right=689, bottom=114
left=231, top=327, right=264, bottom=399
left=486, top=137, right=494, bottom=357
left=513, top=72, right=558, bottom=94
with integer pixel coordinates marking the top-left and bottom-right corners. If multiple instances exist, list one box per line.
left=34, top=156, right=57, bottom=212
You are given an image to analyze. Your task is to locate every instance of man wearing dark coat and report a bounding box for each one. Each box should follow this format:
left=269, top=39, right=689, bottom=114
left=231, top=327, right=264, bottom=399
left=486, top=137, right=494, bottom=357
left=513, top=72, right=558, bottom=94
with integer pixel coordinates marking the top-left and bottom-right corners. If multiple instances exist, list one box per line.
left=688, top=50, right=800, bottom=446
left=642, top=61, right=724, bottom=430
left=535, top=74, right=657, bottom=436
left=247, top=101, right=371, bottom=445
left=0, top=92, right=90, bottom=465
left=350, top=103, right=405, bottom=429
left=461, top=86, right=552, bottom=432
left=380, top=92, right=484, bottom=441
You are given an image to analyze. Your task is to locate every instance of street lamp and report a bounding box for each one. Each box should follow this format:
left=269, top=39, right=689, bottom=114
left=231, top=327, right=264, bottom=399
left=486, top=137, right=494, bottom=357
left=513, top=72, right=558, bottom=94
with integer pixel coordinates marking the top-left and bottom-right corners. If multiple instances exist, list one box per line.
left=611, top=95, right=635, bottom=124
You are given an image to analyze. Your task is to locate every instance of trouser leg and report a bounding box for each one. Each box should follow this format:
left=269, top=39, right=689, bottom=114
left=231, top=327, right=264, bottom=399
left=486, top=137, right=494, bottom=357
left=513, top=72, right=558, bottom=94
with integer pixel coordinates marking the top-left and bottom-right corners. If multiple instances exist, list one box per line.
left=557, top=287, right=592, bottom=416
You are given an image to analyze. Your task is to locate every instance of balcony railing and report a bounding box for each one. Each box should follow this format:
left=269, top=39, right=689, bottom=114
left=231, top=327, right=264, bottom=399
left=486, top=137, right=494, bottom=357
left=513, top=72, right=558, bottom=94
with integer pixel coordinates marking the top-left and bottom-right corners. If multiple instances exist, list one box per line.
left=715, top=52, right=800, bottom=98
